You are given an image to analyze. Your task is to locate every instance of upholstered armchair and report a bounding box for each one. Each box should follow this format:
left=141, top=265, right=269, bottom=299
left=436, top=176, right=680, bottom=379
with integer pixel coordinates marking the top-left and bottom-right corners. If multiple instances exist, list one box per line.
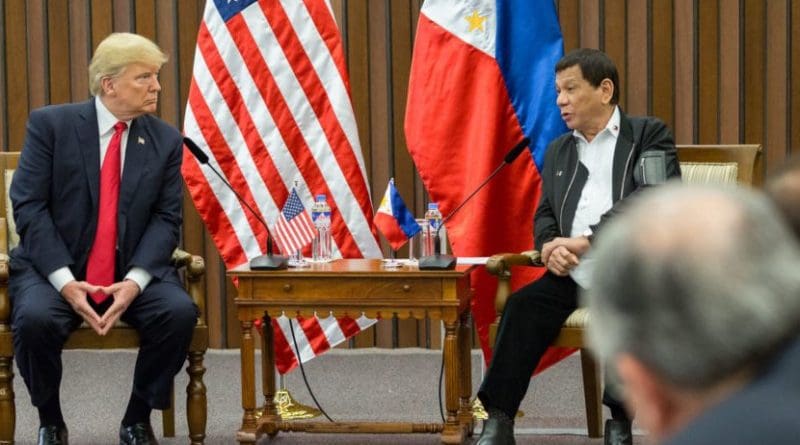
left=485, top=144, right=762, bottom=438
left=0, top=151, right=209, bottom=445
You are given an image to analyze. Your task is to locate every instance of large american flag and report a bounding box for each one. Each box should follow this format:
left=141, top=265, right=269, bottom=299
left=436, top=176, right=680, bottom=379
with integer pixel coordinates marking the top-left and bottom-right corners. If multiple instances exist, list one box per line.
left=182, top=0, right=382, bottom=373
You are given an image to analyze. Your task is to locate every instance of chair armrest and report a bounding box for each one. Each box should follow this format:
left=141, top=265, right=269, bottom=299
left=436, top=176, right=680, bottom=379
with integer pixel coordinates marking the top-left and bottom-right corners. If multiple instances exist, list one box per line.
left=0, top=253, right=9, bottom=331
left=171, top=248, right=207, bottom=326
left=486, top=250, right=543, bottom=276
left=485, top=250, right=543, bottom=348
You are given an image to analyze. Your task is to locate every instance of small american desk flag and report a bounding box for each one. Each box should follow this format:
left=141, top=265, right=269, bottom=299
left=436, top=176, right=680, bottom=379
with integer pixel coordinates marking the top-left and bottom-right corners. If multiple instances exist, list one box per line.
left=274, top=188, right=315, bottom=255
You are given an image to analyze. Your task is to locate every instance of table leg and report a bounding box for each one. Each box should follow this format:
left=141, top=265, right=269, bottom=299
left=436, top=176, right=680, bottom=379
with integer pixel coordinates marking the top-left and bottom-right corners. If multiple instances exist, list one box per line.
left=260, top=313, right=280, bottom=437
left=237, top=320, right=257, bottom=444
left=441, top=320, right=465, bottom=444
left=457, top=310, right=474, bottom=436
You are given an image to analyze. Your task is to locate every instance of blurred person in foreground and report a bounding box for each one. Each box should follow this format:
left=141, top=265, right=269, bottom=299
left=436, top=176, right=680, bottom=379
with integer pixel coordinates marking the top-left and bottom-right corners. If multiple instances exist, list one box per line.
left=10, top=33, right=197, bottom=445
left=585, top=183, right=800, bottom=445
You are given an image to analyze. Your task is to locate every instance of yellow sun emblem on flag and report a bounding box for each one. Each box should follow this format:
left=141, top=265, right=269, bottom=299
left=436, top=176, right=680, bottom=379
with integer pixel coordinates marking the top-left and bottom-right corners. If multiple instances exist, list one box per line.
left=465, top=10, right=487, bottom=32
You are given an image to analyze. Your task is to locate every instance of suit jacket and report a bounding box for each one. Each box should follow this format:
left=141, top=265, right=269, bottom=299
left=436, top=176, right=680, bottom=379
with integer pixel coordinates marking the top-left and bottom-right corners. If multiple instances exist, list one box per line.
left=533, top=111, right=681, bottom=250
left=665, top=337, right=800, bottom=445
left=9, top=98, right=184, bottom=289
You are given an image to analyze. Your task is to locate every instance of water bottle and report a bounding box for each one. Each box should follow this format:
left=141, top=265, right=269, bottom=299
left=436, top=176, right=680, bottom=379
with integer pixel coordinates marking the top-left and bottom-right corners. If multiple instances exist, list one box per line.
left=311, top=194, right=332, bottom=262
left=424, top=202, right=446, bottom=256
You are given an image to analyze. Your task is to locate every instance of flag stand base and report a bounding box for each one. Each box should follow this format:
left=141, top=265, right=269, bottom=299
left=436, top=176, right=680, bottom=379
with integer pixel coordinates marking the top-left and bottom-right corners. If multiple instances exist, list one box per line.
left=274, top=389, right=322, bottom=420
left=471, top=398, right=524, bottom=420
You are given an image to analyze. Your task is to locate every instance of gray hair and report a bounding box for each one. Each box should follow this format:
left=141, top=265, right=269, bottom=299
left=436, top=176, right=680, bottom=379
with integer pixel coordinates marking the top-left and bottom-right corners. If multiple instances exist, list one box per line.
left=88, top=32, right=167, bottom=96
left=584, top=183, right=800, bottom=389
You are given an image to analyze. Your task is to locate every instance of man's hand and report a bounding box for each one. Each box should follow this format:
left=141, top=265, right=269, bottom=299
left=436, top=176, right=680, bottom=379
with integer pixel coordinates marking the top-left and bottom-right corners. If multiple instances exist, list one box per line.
left=541, top=236, right=591, bottom=276
left=61, top=281, right=105, bottom=334
left=97, top=280, right=141, bottom=336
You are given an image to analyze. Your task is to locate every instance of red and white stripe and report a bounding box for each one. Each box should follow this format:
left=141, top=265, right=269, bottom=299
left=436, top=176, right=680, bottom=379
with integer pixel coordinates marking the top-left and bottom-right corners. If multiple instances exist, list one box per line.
left=183, top=0, right=381, bottom=374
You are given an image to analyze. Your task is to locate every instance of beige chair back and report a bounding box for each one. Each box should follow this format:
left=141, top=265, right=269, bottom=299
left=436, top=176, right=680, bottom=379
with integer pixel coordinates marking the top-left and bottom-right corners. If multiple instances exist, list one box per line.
left=676, top=144, right=762, bottom=187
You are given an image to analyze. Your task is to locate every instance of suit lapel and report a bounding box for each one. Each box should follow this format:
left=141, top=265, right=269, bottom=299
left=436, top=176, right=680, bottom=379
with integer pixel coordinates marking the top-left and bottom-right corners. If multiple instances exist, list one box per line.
left=119, top=117, right=150, bottom=213
left=76, top=99, right=101, bottom=213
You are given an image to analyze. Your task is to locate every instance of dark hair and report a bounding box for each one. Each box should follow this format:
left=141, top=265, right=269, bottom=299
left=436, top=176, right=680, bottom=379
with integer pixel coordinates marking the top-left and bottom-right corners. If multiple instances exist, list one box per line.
left=555, top=48, right=620, bottom=105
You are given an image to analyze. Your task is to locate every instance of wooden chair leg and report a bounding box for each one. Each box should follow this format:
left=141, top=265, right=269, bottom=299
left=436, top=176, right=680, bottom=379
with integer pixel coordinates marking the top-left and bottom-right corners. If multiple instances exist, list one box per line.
left=0, top=356, right=14, bottom=444
left=186, top=350, right=207, bottom=445
left=162, top=387, right=175, bottom=437
left=580, top=348, right=603, bottom=438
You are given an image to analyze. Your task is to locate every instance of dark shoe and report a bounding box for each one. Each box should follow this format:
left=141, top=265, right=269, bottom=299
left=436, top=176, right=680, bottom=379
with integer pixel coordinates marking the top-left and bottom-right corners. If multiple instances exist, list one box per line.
left=475, top=417, right=515, bottom=445
left=604, top=419, right=633, bottom=445
left=38, top=425, right=68, bottom=445
left=119, top=422, right=158, bottom=445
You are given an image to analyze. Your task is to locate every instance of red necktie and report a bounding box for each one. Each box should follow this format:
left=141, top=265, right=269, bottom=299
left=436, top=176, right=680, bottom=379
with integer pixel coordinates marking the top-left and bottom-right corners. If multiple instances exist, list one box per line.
left=86, top=121, right=126, bottom=305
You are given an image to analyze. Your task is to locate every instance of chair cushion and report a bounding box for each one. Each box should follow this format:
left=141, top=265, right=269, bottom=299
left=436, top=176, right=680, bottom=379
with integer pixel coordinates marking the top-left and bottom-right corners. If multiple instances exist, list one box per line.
left=4, top=169, right=19, bottom=250
left=680, top=162, right=738, bottom=185
left=563, top=307, right=589, bottom=328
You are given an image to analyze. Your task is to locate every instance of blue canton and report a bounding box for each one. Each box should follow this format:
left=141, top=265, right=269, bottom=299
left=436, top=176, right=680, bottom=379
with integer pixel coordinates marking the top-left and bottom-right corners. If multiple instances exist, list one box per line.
left=282, top=189, right=306, bottom=220
left=214, top=0, right=257, bottom=22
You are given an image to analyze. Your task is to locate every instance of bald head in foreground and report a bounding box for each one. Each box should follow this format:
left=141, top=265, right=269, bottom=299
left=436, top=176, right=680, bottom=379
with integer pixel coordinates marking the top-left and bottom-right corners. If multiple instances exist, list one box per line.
left=585, top=184, right=800, bottom=445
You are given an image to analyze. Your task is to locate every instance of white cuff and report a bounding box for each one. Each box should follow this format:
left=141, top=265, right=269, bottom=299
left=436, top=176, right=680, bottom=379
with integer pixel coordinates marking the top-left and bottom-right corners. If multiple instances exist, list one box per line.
left=48, top=267, right=76, bottom=293
left=124, top=267, right=152, bottom=293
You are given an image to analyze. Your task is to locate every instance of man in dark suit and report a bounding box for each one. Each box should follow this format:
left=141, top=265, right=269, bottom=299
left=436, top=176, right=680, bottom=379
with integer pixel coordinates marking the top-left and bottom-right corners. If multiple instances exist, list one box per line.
left=585, top=184, right=800, bottom=445
left=476, top=48, right=680, bottom=445
left=9, top=33, right=197, bottom=445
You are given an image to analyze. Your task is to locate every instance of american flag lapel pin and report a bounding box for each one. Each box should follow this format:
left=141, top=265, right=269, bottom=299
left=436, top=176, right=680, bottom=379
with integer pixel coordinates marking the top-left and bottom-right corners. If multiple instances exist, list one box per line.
left=137, top=136, right=145, bottom=145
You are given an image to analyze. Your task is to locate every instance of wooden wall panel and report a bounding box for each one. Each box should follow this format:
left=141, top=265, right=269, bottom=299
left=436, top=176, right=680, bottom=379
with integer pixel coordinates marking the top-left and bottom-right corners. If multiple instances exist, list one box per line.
left=793, top=1, right=800, bottom=158
left=674, top=0, right=695, bottom=144
left=0, top=1, right=5, bottom=150
left=134, top=0, right=157, bottom=41
left=558, top=0, right=580, bottom=52
left=651, top=0, right=674, bottom=131
left=765, top=0, right=789, bottom=168
left=697, top=0, right=718, bottom=144
left=626, top=0, right=648, bottom=116
left=27, top=1, right=47, bottom=112
left=91, top=0, right=113, bottom=51
left=1, top=0, right=797, bottom=348
left=69, top=0, right=91, bottom=102
left=719, top=0, right=741, bottom=143
left=743, top=0, right=765, bottom=151
left=113, top=0, right=133, bottom=32
left=48, top=0, right=72, bottom=105
left=156, top=0, right=180, bottom=126
left=5, top=0, right=28, bottom=150
left=580, top=0, right=600, bottom=49
left=603, top=0, right=626, bottom=109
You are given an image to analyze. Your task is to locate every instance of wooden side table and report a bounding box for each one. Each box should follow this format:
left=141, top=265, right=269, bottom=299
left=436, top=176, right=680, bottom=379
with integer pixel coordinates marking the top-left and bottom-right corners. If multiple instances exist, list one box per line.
left=230, top=259, right=476, bottom=444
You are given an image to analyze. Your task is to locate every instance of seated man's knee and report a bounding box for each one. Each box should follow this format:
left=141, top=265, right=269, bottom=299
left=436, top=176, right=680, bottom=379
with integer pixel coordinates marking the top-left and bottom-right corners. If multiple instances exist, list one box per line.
left=12, top=292, right=70, bottom=343
left=165, top=289, right=199, bottom=334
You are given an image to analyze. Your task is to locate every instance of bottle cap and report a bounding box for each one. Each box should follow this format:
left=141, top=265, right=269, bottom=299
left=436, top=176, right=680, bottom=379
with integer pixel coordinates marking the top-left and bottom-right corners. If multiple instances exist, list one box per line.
left=315, top=194, right=327, bottom=201
left=427, top=202, right=439, bottom=210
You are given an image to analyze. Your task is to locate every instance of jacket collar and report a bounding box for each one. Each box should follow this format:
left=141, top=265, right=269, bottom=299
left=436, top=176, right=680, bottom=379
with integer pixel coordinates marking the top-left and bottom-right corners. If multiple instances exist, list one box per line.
left=611, top=110, right=635, bottom=201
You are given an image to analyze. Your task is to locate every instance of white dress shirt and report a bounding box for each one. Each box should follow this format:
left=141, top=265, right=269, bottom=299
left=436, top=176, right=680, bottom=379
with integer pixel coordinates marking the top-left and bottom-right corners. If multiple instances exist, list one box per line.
left=568, top=106, right=620, bottom=288
left=47, top=98, right=152, bottom=293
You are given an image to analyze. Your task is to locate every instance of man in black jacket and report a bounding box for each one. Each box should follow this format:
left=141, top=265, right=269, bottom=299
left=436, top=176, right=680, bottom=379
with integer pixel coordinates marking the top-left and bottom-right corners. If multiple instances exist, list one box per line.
left=475, top=48, right=681, bottom=445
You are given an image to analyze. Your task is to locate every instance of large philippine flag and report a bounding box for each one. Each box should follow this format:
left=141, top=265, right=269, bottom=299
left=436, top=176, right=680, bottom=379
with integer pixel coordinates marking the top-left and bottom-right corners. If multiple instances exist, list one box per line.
left=405, top=0, right=571, bottom=371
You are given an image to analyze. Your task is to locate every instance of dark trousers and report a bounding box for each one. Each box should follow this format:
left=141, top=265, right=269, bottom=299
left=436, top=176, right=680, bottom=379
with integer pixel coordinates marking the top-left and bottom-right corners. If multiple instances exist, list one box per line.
left=478, top=272, right=627, bottom=420
left=10, top=272, right=198, bottom=410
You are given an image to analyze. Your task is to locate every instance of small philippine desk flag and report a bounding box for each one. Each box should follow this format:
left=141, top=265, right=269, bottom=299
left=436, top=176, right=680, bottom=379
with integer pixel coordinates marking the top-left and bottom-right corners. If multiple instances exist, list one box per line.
left=374, top=179, right=421, bottom=250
